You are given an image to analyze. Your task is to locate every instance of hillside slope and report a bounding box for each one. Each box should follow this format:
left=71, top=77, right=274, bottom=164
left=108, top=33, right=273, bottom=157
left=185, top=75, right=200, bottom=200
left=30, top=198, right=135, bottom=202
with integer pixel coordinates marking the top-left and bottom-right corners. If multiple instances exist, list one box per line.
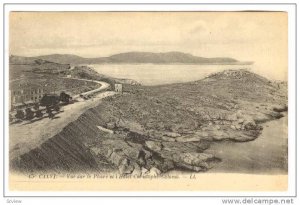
left=10, top=55, right=71, bottom=80
left=11, top=69, right=287, bottom=174
left=36, top=54, right=105, bottom=65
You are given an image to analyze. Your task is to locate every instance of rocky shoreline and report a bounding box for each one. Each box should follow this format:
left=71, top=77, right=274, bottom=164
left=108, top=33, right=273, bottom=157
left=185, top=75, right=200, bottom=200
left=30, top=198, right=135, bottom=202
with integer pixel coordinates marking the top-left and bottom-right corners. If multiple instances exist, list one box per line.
left=10, top=69, right=288, bottom=175
left=206, top=112, right=288, bottom=174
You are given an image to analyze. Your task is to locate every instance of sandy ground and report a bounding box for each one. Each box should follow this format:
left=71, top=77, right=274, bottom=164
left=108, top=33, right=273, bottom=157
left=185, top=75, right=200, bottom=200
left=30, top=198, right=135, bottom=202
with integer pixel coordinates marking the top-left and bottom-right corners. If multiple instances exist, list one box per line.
left=9, top=80, right=116, bottom=160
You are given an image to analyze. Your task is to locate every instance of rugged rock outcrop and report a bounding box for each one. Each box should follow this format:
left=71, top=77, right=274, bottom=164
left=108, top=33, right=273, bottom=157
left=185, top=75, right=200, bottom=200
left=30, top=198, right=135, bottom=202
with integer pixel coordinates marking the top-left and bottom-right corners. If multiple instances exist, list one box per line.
left=10, top=69, right=288, bottom=175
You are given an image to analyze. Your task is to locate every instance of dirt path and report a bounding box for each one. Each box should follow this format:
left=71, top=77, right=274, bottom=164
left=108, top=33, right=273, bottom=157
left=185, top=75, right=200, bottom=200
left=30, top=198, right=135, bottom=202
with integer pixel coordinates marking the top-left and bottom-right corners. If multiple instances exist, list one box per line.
left=9, top=79, right=116, bottom=160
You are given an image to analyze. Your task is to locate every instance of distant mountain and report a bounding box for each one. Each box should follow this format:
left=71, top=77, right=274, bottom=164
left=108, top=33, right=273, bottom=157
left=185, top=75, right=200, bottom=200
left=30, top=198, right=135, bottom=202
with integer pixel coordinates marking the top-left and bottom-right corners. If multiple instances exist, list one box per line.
left=36, top=54, right=90, bottom=65
left=9, top=55, right=70, bottom=79
left=106, top=51, right=239, bottom=64
left=9, top=55, right=39, bottom=65
left=9, top=55, right=140, bottom=85
left=35, top=54, right=109, bottom=65
left=33, top=52, right=251, bottom=65
left=9, top=55, right=70, bottom=71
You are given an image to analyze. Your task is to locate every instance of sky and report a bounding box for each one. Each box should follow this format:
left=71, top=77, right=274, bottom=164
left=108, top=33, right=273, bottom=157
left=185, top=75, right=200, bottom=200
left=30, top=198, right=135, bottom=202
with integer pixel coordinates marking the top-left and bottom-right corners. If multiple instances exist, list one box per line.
left=9, top=12, right=287, bottom=80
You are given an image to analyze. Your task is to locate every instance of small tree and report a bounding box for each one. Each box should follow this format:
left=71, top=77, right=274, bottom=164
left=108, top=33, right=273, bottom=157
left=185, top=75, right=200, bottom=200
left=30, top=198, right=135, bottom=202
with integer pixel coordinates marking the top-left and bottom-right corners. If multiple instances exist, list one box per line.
left=33, top=103, right=40, bottom=111
left=25, top=108, right=34, bottom=120
left=46, top=107, right=54, bottom=119
left=48, top=111, right=54, bottom=119
left=60, top=92, right=71, bottom=104
left=35, top=110, right=43, bottom=118
left=15, top=110, right=25, bottom=120
left=54, top=105, right=60, bottom=112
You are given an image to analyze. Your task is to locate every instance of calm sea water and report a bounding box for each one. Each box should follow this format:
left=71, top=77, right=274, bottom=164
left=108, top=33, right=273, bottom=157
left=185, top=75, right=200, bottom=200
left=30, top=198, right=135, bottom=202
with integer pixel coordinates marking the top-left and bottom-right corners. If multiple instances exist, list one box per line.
left=90, top=64, right=252, bottom=85
left=168, top=114, right=288, bottom=175
left=206, top=114, right=288, bottom=174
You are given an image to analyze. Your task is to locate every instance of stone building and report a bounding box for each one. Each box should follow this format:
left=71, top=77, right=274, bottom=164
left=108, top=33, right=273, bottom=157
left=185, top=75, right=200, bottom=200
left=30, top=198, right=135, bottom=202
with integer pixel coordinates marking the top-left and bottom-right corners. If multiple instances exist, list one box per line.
left=115, top=84, right=123, bottom=93
left=10, top=86, right=44, bottom=110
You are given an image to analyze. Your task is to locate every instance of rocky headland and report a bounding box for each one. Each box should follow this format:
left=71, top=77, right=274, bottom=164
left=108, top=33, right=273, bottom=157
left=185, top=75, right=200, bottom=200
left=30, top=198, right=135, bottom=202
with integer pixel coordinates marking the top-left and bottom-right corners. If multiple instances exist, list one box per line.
left=11, top=69, right=288, bottom=175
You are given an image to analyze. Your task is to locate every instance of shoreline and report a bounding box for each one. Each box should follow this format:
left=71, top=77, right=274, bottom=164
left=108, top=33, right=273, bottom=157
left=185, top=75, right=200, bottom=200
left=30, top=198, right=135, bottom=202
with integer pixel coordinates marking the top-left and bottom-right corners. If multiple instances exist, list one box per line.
left=205, top=113, right=288, bottom=175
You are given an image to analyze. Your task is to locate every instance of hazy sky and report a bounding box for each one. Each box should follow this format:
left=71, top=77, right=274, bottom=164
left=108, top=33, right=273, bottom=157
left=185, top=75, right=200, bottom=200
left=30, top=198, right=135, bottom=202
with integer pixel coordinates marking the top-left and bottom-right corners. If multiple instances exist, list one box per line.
left=10, top=12, right=287, bottom=80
